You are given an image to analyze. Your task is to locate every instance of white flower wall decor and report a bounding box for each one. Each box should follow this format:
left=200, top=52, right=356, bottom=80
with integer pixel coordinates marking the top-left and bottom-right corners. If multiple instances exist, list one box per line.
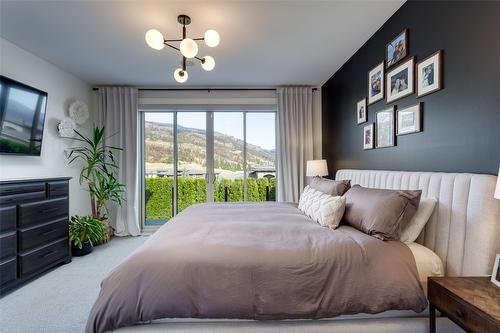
left=58, top=117, right=76, bottom=138
left=69, top=100, right=89, bottom=125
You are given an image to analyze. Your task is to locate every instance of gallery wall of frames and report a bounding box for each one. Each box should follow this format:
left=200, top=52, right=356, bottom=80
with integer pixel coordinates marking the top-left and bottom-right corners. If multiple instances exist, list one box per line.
left=322, top=0, right=500, bottom=175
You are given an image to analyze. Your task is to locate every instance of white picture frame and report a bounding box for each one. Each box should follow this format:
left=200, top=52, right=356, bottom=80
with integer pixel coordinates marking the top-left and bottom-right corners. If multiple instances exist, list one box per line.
left=491, top=253, right=500, bottom=288
left=376, top=106, right=395, bottom=148
left=363, top=123, right=374, bottom=150
left=417, top=50, right=443, bottom=97
left=367, top=62, right=384, bottom=105
left=386, top=57, right=415, bottom=103
left=357, top=98, right=367, bottom=125
left=397, top=103, right=422, bottom=136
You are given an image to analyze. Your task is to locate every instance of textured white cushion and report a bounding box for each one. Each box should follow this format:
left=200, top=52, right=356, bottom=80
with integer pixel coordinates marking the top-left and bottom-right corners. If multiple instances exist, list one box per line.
left=400, top=198, right=437, bottom=244
left=298, top=186, right=346, bottom=229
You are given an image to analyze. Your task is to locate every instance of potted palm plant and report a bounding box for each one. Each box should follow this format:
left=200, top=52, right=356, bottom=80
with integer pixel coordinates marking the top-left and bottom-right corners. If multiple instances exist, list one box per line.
left=67, top=126, right=125, bottom=242
left=69, top=215, right=106, bottom=256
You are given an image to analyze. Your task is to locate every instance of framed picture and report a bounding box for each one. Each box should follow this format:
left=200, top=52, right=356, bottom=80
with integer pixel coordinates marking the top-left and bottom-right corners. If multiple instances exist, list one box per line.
left=491, top=253, right=500, bottom=288
left=367, top=62, right=384, bottom=105
left=397, top=103, right=422, bottom=135
left=386, top=29, right=408, bottom=68
left=357, top=98, right=367, bottom=124
left=363, top=123, right=374, bottom=150
left=376, top=106, right=395, bottom=148
left=386, top=57, right=415, bottom=103
left=417, top=50, right=443, bottom=97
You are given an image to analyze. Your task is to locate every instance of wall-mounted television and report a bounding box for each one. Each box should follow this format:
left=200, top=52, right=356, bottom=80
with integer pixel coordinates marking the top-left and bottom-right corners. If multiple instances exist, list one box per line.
left=0, top=76, right=48, bottom=155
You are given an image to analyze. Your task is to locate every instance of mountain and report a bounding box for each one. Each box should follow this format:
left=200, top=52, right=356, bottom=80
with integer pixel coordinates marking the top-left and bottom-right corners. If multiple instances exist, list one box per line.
left=145, top=121, right=275, bottom=172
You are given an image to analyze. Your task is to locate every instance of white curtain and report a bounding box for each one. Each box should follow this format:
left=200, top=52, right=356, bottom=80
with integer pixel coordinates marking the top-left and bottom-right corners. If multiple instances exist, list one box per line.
left=277, top=87, right=314, bottom=202
left=97, top=87, right=141, bottom=236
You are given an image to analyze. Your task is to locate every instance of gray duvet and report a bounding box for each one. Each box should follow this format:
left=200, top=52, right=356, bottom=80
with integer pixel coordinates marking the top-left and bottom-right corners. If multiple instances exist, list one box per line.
left=86, top=202, right=426, bottom=333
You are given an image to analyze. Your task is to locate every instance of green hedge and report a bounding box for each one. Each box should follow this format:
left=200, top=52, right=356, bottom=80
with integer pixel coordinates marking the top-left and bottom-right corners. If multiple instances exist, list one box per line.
left=145, top=177, right=276, bottom=220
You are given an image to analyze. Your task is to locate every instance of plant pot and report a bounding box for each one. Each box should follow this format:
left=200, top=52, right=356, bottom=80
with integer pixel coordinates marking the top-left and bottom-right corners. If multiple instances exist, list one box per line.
left=95, top=219, right=114, bottom=246
left=72, top=241, right=93, bottom=256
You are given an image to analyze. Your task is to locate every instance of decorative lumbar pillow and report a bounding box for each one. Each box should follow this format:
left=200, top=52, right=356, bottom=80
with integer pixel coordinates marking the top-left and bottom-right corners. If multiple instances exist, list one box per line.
left=343, top=185, right=422, bottom=240
left=298, top=186, right=346, bottom=230
left=400, top=198, right=437, bottom=244
left=310, top=176, right=351, bottom=196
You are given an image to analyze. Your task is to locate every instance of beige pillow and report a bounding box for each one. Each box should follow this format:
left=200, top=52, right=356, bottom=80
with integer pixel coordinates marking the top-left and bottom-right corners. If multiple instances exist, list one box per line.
left=400, top=198, right=437, bottom=244
left=310, top=176, right=351, bottom=196
left=298, top=186, right=346, bottom=230
left=343, top=185, right=421, bottom=240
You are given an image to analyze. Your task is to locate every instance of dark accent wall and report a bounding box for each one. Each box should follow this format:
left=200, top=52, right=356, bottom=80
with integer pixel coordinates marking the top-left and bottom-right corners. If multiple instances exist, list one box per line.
left=322, top=1, right=500, bottom=176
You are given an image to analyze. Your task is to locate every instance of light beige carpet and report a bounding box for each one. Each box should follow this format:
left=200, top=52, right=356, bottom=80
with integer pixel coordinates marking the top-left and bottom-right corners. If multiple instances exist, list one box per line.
left=0, top=236, right=148, bottom=333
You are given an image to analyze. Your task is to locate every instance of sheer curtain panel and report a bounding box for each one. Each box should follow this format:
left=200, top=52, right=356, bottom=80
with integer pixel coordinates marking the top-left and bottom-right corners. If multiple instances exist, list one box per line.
left=97, top=87, right=141, bottom=236
left=277, top=87, right=314, bottom=202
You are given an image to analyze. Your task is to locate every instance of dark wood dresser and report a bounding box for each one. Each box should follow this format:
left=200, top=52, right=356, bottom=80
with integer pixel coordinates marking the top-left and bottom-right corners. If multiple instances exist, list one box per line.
left=428, top=276, right=500, bottom=333
left=0, top=177, right=72, bottom=295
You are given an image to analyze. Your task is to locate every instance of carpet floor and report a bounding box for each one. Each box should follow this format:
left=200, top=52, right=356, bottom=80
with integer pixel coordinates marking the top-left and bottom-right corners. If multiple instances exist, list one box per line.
left=0, top=236, right=148, bottom=333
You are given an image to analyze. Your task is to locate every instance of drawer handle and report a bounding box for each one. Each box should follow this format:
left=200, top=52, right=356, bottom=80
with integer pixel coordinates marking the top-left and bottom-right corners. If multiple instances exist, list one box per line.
left=40, top=207, right=58, bottom=214
left=455, top=309, right=465, bottom=318
left=42, top=250, right=58, bottom=258
left=41, top=229, right=57, bottom=236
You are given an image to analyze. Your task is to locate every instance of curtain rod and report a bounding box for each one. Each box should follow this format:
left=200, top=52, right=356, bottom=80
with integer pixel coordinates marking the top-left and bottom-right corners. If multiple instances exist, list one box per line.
left=92, top=87, right=318, bottom=92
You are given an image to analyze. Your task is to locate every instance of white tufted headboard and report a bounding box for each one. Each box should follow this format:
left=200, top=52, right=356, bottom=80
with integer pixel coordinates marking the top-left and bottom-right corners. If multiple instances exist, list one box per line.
left=336, top=169, right=500, bottom=277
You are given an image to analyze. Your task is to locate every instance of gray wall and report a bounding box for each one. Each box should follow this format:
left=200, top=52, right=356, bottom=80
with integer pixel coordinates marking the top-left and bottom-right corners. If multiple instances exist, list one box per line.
left=322, top=1, right=500, bottom=176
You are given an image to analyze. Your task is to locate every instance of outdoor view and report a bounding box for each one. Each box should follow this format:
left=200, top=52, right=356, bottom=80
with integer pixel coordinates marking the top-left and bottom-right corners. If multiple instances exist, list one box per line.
left=144, top=111, right=276, bottom=225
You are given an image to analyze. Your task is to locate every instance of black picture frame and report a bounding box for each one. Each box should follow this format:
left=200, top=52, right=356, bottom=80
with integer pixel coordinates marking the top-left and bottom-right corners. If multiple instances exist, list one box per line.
left=386, top=29, right=409, bottom=69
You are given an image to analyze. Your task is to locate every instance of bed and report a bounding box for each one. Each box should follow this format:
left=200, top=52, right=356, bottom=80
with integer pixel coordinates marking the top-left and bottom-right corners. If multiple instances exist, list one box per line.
left=87, top=169, right=500, bottom=333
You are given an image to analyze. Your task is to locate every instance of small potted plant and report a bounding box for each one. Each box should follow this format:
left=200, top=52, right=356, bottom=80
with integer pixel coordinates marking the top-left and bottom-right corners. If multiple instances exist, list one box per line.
left=69, top=215, right=106, bottom=256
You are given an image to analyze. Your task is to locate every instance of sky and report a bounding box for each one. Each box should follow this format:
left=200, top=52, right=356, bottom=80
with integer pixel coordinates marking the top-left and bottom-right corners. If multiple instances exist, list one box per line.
left=145, top=112, right=276, bottom=150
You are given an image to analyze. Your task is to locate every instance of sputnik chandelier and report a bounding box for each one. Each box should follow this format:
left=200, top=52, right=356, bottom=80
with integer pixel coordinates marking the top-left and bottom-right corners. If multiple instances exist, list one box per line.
left=145, top=15, right=220, bottom=83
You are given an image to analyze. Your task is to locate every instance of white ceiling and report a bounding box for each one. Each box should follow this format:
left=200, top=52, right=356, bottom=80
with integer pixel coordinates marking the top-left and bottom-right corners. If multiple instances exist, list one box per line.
left=0, top=0, right=404, bottom=86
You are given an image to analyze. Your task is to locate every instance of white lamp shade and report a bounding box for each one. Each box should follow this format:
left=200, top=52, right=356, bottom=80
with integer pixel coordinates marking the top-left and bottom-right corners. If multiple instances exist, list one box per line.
left=204, top=29, right=220, bottom=47
left=495, top=165, right=500, bottom=200
left=180, top=38, right=198, bottom=58
left=174, top=68, right=188, bottom=83
left=306, top=160, right=328, bottom=177
left=201, top=56, right=215, bottom=71
left=145, top=29, right=165, bottom=50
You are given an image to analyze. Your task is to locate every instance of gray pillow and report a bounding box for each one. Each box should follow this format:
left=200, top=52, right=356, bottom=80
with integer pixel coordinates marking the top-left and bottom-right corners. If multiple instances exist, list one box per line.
left=310, top=176, right=351, bottom=196
left=343, top=185, right=421, bottom=241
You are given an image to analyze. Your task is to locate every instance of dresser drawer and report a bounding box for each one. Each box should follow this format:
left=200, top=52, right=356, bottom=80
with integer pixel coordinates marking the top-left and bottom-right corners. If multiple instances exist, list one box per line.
left=0, top=182, right=45, bottom=196
left=18, top=197, right=68, bottom=227
left=0, top=191, right=46, bottom=206
left=0, top=206, right=16, bottom=232
left=19, top=218, right=68, bottom=251
left=429, top=283, right=494, bottom=332
left=48, top=181, right=69, bottom=198
left=19, top=238, right=68, bottom=276
left=0, top=231, right=17, bottom=260
left=0, top=257, right=17, bottom=287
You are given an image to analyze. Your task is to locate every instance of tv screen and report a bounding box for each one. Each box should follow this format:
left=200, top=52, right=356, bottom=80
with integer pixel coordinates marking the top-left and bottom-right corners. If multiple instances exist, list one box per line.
left=0, top=76, right=48, bottom=155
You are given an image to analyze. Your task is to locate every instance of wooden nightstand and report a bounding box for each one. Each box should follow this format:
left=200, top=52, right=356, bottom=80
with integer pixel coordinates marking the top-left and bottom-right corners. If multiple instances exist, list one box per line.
left=428, top=276, right=500, bottom=333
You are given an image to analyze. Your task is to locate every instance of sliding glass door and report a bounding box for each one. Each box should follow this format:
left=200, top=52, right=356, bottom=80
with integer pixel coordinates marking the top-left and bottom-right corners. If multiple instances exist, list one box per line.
left=144, top=112, right=174, bottom=225
left=177, top=112, right=207, bottom=212
left=141, top=110, right=276, bottom=227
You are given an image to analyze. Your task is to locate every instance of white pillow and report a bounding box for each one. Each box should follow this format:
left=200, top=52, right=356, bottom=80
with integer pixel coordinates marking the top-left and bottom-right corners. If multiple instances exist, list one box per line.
left=298, top=186, right=346, bottom=230
left=400, top=198, right=437, bottom=244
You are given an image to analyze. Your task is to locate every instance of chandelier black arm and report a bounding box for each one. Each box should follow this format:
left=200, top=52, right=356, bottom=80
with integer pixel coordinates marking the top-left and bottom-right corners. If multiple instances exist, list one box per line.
left=164, top=37, right=205, bottom=42
left=163, top=42, right=205, bottom=63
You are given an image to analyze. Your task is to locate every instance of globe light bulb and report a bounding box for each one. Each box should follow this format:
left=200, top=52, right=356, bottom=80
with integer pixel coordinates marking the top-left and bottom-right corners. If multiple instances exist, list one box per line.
left=201, top=56, right=215, bottom=71
left=204, top=29, right=220, bottom=47
left=179, top=38, right=198, bottom=58
left=174, top=68, right=188, bottom=83
left=145, top=29, right=165, bottom=50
